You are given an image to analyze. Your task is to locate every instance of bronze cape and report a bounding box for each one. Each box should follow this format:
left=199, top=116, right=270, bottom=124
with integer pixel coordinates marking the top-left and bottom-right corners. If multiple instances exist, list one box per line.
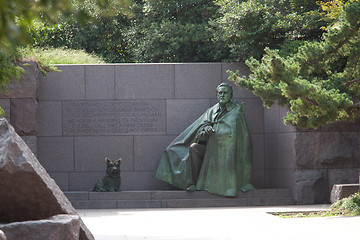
left=153, top=101, right=254, bottom=197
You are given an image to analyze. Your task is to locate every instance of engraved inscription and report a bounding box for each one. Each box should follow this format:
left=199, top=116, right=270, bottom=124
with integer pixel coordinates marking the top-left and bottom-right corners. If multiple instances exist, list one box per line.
left=63, top=100, right=166, bottom=135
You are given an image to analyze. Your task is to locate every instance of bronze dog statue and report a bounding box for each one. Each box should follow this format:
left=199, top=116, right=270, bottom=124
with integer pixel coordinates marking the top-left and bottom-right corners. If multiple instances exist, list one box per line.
left=92, top=157, right=122, bottom=192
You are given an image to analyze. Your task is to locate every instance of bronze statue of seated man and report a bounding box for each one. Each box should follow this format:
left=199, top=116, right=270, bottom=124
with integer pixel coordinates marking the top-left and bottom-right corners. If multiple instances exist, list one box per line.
left=153, top=83, right=255, bottom=197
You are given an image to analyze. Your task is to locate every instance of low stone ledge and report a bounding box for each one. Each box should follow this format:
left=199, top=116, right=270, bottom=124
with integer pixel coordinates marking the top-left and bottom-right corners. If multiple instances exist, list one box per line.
left=0, top=214, right=80, bottom=240
left=330, top=184, right=360, bottom=203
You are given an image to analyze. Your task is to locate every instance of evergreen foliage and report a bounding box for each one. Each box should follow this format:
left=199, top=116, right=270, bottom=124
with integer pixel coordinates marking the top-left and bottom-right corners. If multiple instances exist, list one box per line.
left=229, top=1, right=360, bottom=129
left=213, top=0, right=326, bottom=61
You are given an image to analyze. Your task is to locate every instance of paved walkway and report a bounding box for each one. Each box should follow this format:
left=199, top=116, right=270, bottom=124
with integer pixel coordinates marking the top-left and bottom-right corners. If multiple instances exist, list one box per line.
left=78, top=205, right=360, bottom=240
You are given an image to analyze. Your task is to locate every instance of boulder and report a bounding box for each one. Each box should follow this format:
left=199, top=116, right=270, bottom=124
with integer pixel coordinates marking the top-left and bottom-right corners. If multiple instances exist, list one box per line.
left=294, top=169, right=329, bottom=204
left=295, top=132, right=358, bottom=169
left=0, top=214, right=80, bottom=240
left=0, top=118, right=94, bottom=240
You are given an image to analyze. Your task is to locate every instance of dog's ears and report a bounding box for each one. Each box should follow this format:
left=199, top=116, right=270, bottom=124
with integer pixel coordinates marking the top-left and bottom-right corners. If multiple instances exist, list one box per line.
left=116, top=158, right=122, bottom=164
left=105, top=157, right=110, bottom=163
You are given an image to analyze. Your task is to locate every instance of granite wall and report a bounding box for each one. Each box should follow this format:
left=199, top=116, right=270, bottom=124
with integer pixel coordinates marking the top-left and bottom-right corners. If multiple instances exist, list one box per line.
left=34, top=63, right=296, bottom=192
left=7, top=62, right=344, bottom=203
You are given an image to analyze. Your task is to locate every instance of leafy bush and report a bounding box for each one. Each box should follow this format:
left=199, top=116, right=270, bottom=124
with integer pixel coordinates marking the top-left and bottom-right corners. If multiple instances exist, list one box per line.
left=331, top=192, right=360, bottom=215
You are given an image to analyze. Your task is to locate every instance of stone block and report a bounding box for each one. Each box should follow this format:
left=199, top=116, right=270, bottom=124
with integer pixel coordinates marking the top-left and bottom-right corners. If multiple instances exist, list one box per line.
left=328, top=169, right=360, bottom=193
left=294, top=169, right=328, bottom=204
left=62, top=100, right=166, bottom=136
left=69, top=172, right=104, bottom=191
left=37, top=101, right=62, bottom=136
left=221, top=62, right=255, bottom=99
left=121, top=171, right=169, bottom=190
left=37, top=137, right=74, bottom=172
left=166, top=99, right=211, bottom=135
left=89, top=191, right=151, bottom=201
left=252, top=169, right=265, bottom=188
left=134, top=135, right=176, bottom=171
left=283, top=169, right=296, bottom=189
left=85, top=65, right=115, bottom=100
left=165, top=198, right=248, bottom=208
left=10, top=98, right=37, bottom=136
left=251, top=134, right=264, bottom=170
left=252, top=189, right=292, bottom=198
left=242, top=98, right=264, bottom=134
left=74, top=136, right=134, bottom=171
left=295, top=132, right=358, bottom=169
left=65, top=192, right=90, bottom=201
left=277, top=133, right=295, bottom=169
left=21, top=136, right=37, bottom=155
left=264, top=133, right=278, bottom=169
left=0, top=214, right=81, bottom=240
left=117, top=200, right=166, bottom=209
left=48, top=172, right=70, bottom=191
left=264, top=104, right=280, bottom=133
left=38, top=65, right=85, bottom=100
left=330, top=184, right=360, bottom=203
left=175, top=63, right=221, bottom=99
left=0, top=99, right=10, bottom=122
left=115, top=64, right=175, bottom=100
left=264, top=169, right=284, bottom=188
left=0, top=61, right=40, bottom=99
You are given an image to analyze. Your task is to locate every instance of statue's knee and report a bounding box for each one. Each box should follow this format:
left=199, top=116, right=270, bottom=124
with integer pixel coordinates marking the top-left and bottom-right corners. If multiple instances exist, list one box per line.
left=189, top=143, right=205, bottom=156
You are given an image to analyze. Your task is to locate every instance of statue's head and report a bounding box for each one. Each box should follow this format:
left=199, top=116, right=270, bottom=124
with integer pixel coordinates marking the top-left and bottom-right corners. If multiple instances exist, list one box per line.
left=216, top=83, right=233, bottom=105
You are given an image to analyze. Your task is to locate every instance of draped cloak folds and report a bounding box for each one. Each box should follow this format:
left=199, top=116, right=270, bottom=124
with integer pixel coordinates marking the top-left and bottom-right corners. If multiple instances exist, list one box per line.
left=153, top=100, right=254, bottom=197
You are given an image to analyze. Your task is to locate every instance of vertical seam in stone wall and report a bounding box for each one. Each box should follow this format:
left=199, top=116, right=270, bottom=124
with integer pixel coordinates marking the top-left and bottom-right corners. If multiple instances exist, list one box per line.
left=173, top=64, right=177, bottom=99
left=132, top=135, right=135, bottom=171
left=73, top=136, right=76, bottom=174
left=113, top=65, right=116, bottom=100
left=84, top=65, right=87, bottom=100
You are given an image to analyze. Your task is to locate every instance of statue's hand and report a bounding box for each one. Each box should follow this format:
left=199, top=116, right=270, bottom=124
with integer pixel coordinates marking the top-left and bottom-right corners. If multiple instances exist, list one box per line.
left=196, top=126, right=215, bottom=141
left=204, top=126, right=215, bottom=135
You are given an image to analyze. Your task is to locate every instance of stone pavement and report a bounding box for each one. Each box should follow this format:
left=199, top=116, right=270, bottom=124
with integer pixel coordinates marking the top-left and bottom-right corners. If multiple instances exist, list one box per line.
left=77, top=205, right=360, bottom=240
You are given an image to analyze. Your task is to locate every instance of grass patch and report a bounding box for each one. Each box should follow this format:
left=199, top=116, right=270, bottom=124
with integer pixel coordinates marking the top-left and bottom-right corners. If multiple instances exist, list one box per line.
left=20, top=47, right=106, bottom=65
left=18, top=47, right=106, bottom=74
left=269, top=192, right=360, bottom=218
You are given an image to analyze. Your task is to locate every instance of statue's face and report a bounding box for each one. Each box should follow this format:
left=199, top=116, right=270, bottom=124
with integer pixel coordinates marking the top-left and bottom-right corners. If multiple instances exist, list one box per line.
left=217, top=86, right=232, bottom=105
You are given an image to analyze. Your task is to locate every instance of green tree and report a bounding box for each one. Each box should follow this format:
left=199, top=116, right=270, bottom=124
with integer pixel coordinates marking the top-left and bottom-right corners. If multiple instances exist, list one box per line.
left=128, top=0, right=227, bottom=62
left=228, top=1, right=360, bottom=129
left=213, top=0, right=326, bottom=61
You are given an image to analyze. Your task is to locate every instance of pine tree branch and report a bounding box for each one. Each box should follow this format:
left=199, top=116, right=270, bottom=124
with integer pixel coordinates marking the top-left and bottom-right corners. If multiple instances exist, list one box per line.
left=301, top=96, right=319, bottom=106
left=302, top=22, right=360, bottom=68
left=345, top=77, right=360, bottom=87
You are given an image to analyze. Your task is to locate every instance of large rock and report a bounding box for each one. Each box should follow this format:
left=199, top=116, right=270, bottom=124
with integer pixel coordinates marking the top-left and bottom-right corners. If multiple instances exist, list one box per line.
left=0, top=118, right=94, bottom=240
left=295, top=132, right=358, bottom=169
left=294, top=169, right=328, bottom=204
left=0, top=61, right=40, bottom=99
left=0, top=214, right=80, bottom=240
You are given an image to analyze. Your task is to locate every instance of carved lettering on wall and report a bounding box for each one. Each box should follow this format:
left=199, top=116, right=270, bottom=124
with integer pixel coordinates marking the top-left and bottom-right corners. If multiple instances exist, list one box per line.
left=63, top=100, right=166, bottom=135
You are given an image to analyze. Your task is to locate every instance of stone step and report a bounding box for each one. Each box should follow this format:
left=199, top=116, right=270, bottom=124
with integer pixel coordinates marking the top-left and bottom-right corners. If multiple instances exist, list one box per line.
left=65, top=189, right=295, bottom=209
